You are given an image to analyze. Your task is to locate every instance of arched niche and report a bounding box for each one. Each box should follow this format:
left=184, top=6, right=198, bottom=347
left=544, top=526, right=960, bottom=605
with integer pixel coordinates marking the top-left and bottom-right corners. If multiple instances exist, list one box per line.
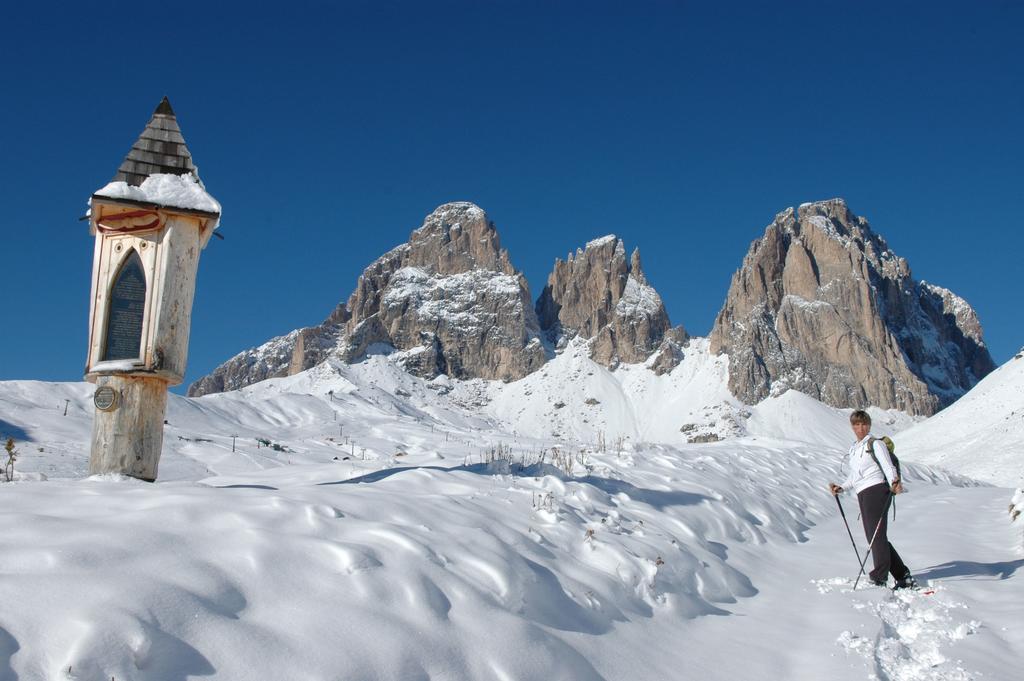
left=102, top=249, right=147, bottom=361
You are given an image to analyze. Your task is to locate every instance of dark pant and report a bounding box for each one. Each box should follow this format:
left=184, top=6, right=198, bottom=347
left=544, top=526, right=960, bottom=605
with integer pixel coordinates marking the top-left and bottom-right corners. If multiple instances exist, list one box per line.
left=857, top=482, right=909, bottom=583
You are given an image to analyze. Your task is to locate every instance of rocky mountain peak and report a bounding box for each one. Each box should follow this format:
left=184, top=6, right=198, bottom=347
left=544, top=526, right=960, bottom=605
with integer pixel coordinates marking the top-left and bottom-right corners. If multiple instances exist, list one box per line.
left=339, top=202, right=545, bottom=381
left=404, top=201, right=515, bottom=276
left=920, top=281, right=986, bottom=346
left=709, top=199, right=995, bottom=415
left=629, top=247, right=647, bottom=285
left=189, top=202, right=546, bottom=395
left=796, top=197, right=856, bottom=232
left=536, top=235, right=681, bottom=370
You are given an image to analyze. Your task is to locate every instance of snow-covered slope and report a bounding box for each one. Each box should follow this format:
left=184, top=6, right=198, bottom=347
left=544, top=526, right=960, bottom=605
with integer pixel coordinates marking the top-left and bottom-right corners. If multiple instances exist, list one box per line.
left=2, top=349, right=1022, bottom=681
left=0, top=441, right=826, bottom=680
left=0, top=340, right=922, bottom=483
left=486, top=338, right=918, bottom=451
left=485, top=338, right=740, bottom=445
left=3, top=369, right=1017, bottom=681
left=897, top=349, right=1024, bottom=487
left=746, top=389, right=917, bottom=449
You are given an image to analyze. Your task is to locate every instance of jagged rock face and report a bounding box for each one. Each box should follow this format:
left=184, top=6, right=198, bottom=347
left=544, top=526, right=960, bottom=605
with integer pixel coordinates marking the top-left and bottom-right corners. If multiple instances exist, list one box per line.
left=186, top=309, right=348, bottom=397
left=189, top=202, right=544, bottom=395
left=536, top=236, right=676, bottom=368
left=709, top=199, right=995, bottom=415
left=648, top=327, right=690, bottom=376
left=341, top=202, right=546, bottom=381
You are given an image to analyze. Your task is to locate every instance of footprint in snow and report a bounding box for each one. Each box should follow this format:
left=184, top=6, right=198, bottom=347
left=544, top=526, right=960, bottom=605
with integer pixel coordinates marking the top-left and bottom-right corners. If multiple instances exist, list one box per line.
left=831, top=583, right=980, bottom=681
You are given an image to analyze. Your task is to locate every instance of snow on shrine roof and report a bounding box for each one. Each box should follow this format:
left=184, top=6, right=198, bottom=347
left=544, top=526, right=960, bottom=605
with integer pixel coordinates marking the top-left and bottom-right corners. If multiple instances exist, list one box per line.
left=111, top=97, right=198, bottom=187
left=94, top=173, right=221, bottom=215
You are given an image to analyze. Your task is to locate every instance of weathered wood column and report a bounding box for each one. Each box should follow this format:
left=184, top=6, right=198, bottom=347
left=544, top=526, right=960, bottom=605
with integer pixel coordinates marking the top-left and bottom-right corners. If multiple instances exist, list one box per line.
left=90, top=375, right=169, bottom=479
left=85, top=97, right=220, bottom=481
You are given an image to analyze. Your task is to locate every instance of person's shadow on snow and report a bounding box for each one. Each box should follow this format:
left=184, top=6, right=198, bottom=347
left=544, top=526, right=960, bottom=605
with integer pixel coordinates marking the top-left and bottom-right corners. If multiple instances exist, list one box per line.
left=916, top=559, right=1024, bottom=582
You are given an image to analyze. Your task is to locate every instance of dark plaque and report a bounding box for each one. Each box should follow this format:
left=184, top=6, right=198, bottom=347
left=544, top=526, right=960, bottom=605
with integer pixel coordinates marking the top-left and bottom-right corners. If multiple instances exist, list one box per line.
left=94, top=386, right=119, bottom=411
left=102, top=251, right=147, bottom=361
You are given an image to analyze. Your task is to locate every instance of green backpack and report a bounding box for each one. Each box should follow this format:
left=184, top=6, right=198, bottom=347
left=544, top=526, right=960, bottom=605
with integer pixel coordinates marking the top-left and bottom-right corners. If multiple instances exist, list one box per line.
left=866, top=436, right=902, bottom=482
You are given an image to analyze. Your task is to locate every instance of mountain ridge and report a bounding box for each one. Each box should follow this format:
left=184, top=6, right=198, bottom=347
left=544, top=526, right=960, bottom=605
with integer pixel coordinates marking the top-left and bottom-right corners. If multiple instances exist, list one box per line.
left=189, top=199, right=994, bottom=417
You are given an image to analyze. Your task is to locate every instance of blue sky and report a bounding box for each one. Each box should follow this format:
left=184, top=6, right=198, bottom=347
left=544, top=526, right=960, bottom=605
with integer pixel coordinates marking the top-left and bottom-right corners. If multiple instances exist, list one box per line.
left=1, top=1, right=1021, bottom=392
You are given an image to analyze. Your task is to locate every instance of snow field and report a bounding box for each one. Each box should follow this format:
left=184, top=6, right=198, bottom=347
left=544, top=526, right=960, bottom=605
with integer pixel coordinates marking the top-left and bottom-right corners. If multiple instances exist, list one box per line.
left=2, top=343, right=1023, bottom=679
left=1, top=438, right=859, bottom=680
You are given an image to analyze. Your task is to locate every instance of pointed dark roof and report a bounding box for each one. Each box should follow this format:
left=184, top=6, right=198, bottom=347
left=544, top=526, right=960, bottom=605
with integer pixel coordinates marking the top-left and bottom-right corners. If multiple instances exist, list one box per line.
left=112, top=97, right=197, bottom=186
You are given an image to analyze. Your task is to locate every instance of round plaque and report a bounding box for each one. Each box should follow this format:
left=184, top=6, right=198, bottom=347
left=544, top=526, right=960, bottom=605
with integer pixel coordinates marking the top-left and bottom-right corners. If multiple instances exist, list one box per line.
left=94, top=386, right=119, bottom=412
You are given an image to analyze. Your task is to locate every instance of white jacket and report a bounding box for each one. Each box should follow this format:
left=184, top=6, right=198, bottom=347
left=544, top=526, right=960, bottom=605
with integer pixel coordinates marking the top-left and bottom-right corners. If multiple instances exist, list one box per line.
left=839, top=435, right=898, bottom=495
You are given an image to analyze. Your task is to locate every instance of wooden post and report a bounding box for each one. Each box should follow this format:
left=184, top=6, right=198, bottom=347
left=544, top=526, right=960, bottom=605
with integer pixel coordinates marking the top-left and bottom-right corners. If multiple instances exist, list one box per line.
left=89, top=375, right=169, bottom=480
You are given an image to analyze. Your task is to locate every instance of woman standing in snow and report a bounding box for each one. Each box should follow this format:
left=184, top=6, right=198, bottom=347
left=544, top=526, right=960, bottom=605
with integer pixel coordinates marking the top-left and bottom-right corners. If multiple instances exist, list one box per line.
left=829, top=410, right=916, bottom=589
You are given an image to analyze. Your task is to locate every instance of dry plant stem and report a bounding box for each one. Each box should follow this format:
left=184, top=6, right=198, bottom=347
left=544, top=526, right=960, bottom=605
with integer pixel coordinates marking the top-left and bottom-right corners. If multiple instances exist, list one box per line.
left=3, top=438, right=17, bottom=482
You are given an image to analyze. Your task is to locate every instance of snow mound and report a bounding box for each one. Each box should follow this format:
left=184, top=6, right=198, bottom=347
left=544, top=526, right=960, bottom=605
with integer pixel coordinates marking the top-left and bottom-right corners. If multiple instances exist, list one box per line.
left=747, top=389, right=918, bottom=449
left=898, top=352, right=1024, bottom=487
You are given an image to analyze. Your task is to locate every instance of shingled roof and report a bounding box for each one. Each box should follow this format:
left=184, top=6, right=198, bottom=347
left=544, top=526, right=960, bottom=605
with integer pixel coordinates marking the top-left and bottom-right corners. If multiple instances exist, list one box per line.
left=113, top=97, right=197, bottom=186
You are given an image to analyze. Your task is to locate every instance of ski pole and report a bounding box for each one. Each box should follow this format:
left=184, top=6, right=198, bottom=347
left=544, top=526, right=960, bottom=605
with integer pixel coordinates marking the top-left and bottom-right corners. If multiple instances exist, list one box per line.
left=853, top=491, right=894, bottom=590
left=834, top=494, right=862, bottom=566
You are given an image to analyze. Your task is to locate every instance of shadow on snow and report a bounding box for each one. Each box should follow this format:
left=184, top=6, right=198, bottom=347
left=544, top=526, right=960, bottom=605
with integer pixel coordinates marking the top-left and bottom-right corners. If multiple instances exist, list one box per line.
left=317, top=461, right=711, bottom=508
left=916, top=558, right=1024, bottom=582
left=0, top=419, right=31, bottom=442
left=0, top=625, right=19, bottom=681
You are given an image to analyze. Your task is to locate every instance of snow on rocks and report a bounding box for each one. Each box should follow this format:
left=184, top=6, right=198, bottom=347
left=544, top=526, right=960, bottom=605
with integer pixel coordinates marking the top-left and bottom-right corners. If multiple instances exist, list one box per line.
left=410, top=201, right=486, bottom=238
left=615, top=274, right=663, bottom=318
left=584, top=234, right=619, bottom=250
left=919, top=281, right=985, bottom=345
left=382, top=267, right=525, bottom=327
